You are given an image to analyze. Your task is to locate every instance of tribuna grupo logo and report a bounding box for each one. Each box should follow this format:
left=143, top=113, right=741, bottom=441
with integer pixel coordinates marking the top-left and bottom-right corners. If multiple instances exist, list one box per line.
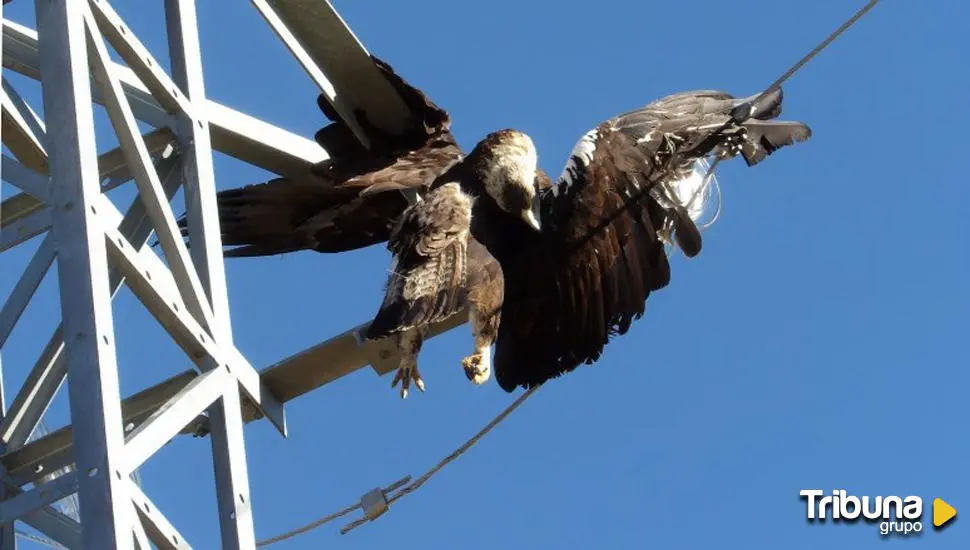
left=800, top=489, right=923, bottom=536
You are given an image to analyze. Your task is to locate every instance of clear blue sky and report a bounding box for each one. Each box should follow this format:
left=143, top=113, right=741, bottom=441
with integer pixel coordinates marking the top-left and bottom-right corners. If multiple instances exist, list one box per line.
left=1, top=0, right=968, bottom=548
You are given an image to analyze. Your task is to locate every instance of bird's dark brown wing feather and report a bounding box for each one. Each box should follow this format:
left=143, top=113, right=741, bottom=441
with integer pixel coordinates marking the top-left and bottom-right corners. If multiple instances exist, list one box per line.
left=493, top=89, right=812, bottom=392
left=494, top=127, right=672, bottom=392
left=177, top=54, right=462, bottom=257
left=363, top=182, right=472, bottom=340
left=207, top=137, right=463, bottom=257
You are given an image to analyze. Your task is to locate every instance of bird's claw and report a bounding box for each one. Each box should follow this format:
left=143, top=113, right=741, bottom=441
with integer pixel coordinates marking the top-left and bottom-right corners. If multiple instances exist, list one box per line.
left=718, top=129, right=747, bottom=159
left=461, top=354, right=491, bottom=385
left=392, top=365, right=425, bottom=399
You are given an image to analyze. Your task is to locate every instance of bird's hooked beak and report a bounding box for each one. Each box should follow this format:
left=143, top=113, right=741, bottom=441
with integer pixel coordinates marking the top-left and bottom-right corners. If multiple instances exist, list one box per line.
left=521, top=208, right=541, bottom=231
left=521, top=195, right=542, bottom=231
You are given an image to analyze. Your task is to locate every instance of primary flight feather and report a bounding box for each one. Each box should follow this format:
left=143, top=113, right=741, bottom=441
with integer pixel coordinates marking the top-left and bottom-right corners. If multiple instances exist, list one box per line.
left=485, top=88, right=811, bottom=392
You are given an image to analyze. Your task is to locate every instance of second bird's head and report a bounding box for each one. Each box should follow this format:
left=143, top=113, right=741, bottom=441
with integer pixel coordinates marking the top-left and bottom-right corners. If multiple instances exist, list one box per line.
left=469, top=129, right=543, bottom=232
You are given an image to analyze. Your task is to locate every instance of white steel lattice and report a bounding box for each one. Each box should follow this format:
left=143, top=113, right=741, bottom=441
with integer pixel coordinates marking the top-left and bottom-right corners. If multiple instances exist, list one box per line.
left=0, top=0, right=463, bottom=547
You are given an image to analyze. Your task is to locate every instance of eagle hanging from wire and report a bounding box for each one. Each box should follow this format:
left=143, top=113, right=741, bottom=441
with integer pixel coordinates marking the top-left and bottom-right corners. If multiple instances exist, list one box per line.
left=186, top=55, right=809, bottom=397
left=356, top=87, right=810, bottom=397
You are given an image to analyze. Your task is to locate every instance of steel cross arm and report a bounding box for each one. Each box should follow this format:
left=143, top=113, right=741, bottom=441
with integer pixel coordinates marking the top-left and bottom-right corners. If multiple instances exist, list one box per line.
left=2, top=18, right=329, bottom=177
left=186, top=310, right=468, bottom=435
left=255, top=0, right=414, bottom=140
left=3, top=313, right=463, bottom=457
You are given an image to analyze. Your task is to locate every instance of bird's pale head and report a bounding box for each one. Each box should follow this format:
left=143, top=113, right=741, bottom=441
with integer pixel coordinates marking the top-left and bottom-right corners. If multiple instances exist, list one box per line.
left=471, top=129, right=541, bottom=231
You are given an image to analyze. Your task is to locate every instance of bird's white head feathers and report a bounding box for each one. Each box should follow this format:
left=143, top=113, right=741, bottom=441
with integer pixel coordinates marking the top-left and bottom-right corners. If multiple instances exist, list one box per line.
left=476, top=129, right=541, bottom=231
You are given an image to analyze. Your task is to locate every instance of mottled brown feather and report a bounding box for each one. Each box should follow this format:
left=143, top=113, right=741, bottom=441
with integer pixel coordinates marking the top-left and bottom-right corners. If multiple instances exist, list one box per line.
left=363, top=182, right=472, bottom=339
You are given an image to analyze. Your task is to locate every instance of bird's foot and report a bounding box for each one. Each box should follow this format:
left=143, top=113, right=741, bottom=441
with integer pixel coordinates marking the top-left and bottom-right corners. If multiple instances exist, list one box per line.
left=391, top=364, right=425, bottom=399
left=718, top=128, right=748, bottom=159
left=461, top=354, right=491, bottom=385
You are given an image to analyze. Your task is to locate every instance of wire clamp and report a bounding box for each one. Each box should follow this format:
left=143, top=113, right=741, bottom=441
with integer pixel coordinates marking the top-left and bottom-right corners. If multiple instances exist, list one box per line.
left=340, top=476, right=412, bottom=534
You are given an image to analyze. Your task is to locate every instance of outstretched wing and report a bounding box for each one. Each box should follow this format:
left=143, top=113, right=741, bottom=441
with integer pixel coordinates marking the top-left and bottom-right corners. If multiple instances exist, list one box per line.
left=178, top=54, right=463, bottom=257
left=209, top=136, right=463, bottom=256
left=494, top=89, right=811, bottom=391
left=363, top=182, right=473, bottom=340
left=493, top=124, right=672, bottom=392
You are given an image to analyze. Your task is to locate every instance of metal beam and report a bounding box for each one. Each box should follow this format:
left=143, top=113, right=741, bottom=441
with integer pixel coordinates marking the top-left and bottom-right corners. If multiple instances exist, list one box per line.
left=0, top=233, right=55, bottom=349
left=122, top=367, right=228, bottom=475
left=262, top=312, right=467, bottom=403
left=0, top=204, right=50, bottom=253
left=164, top=0, right=231, bottom=342
left=0, top=0, right=464, bottom=544
left=2, top=18, right=328, bottom=178
left=84, top=5, right=217, bottom=337
left=88, top=0, right=195, bottom=118
left=0, top=152, right=183, bottom=454
left=35, top=0, right=135, bottom=545
left=207, top=386, right=255, bottom=548
left=2, top=481, right=81, bottom=548
left=0, top=77, right=47, bottom=173
left=0, top=370, right=198, bottom=486
left=0, top=471, right=78, bottom=526
left=0, top=127, right=175, bottom=237
left=262, top=0, right=413, bottom=137
left=165, top=4, right=260, bottom=545
left=188, top=311, right=467, bottom=435
left=132, top=512, right=152, bottom=550
left=0, top=6, right=15, bottom=545
left=251, top=0, right=369, bottom=147
left=129, top=480, right=191, bottom=550
left=1, top=155, right=48, bottom=202
left=99, top=194, right=286, bottom=435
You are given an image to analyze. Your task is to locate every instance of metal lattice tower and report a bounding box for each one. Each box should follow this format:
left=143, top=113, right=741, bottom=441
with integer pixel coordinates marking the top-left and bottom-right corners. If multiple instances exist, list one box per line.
left=0, top=0, right=468, bottom=547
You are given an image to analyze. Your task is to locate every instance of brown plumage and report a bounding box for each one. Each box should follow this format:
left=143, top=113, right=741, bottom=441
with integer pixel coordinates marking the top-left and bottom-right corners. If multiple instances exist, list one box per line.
left=190, top=50, right=811, bottom=398
left=178, top=56, right=463, bottom=257
left=485, top=89, right=812, bottom=392
left=182, top=55, right=532, bottom=399
left=361, top=131, right=544, bottom=398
